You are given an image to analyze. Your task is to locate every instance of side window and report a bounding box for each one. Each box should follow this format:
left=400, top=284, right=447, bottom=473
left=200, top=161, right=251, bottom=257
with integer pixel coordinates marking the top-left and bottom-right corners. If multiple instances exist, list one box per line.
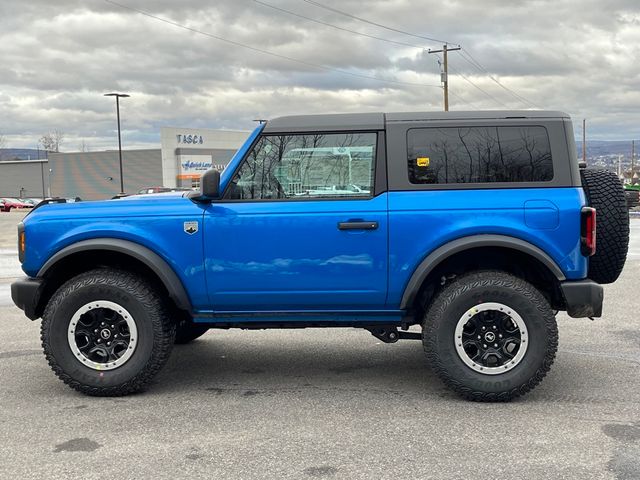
left=225, top=132, right=377, bottom=200
left=407, top=126, right=553, bottom=184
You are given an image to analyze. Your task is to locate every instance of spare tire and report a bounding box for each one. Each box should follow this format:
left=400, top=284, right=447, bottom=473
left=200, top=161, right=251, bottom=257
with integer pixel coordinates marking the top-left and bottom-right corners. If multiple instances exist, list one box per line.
left=580, top=168, right=629, bottom=284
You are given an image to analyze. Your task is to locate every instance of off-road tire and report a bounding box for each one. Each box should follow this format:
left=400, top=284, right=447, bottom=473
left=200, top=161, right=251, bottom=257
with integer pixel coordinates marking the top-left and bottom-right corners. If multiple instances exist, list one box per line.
left=580, top=168, right=629, bottom=284
left=175, top=317, right=209, bottom=344
left=41, top=269, right=176, bottom=396
left=423, top=271, right=558, bottom=402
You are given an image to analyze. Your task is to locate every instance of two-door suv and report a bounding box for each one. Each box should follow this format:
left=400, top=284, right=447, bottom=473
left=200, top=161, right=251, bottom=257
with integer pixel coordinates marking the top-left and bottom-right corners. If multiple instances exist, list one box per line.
left=11, top=111, right=629, bottom=400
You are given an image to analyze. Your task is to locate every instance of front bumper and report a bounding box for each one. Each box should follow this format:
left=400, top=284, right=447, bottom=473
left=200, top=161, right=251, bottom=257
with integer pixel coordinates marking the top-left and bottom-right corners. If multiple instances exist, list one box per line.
left=560, top=279, right=603, bottom=318
left=11, top=277, right=44, bottom=320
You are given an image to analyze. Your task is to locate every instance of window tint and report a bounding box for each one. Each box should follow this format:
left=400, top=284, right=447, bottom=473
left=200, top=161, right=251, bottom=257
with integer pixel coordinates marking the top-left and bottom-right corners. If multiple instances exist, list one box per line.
left=225, top=133, right=376, bottom=200
left=407, top=126, right=553, bottom=184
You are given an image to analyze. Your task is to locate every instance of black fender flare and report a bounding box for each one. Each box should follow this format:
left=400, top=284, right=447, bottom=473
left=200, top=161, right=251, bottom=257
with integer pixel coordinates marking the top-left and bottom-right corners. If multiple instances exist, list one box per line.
left=399, top=234, right=566, bottom=310
left=38, top=238, right=192, bottom=311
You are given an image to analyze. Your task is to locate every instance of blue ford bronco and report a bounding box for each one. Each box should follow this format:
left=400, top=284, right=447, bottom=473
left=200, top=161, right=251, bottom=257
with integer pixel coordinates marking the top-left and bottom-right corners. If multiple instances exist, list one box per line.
left=11, top=111, right=629, bottom=401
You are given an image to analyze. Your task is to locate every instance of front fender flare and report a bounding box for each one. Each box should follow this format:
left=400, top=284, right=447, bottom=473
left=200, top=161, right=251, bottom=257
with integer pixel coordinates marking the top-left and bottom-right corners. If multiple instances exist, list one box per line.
left=399, top=234, right=566, bottom=310
left=38, top=238, right=192, bottom=312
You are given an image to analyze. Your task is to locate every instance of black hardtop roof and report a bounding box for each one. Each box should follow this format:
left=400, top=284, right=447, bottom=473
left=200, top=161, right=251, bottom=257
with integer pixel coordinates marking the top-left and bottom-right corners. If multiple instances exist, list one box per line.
left=263, top=110, right=570, bottom=132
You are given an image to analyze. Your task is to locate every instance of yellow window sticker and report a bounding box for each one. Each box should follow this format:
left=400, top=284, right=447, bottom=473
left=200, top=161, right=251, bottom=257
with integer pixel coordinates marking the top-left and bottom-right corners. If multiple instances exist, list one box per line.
left=417, top=157, right=430, bottom=167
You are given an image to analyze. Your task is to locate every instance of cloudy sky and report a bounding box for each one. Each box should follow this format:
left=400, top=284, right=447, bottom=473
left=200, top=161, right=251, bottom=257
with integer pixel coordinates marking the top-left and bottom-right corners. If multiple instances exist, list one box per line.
left=1, top=0, right=638, bottom=151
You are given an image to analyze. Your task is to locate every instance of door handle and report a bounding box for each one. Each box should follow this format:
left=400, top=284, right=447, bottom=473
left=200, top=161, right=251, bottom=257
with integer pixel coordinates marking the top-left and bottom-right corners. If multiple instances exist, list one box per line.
left=338, top=221, right=378, bottom=230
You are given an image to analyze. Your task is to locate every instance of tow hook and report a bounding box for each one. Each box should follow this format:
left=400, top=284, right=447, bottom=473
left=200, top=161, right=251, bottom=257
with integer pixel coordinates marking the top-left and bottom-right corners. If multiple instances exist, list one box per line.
left=367, top=327, right=421, bottom=343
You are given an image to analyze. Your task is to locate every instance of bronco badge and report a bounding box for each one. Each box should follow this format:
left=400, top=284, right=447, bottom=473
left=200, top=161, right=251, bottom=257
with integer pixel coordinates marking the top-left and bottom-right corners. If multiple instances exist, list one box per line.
left=183, top=221, right=198, bottom=235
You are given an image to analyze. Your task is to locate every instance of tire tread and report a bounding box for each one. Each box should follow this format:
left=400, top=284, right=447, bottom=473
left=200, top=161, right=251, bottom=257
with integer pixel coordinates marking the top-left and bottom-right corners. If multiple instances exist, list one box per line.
left=423, top=271, right=558, bottom=402
left=41, top=269, right=175, bottom=396
left=581, top=169, right=629, bottom=284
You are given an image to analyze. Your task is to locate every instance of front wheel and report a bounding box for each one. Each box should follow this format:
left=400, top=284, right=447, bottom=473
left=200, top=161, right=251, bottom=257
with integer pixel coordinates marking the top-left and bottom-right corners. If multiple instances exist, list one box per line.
left=423, top=271, right=558, bottom=401
left=41, top=269, right=176, bottom=396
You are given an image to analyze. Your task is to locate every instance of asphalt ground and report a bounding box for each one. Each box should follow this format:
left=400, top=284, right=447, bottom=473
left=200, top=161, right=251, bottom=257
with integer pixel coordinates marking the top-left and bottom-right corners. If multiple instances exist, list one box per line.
left=0, top=210, right=638, bottom=480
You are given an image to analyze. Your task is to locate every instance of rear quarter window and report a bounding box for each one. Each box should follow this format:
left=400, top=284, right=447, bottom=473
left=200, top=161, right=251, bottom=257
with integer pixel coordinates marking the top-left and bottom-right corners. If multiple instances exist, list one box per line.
left=407, top=126, right=554, bottom=184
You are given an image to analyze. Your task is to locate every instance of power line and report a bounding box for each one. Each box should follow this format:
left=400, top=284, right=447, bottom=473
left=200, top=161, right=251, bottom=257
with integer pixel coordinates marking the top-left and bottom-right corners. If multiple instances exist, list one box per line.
left=253, top=0, right=426, bottom=49
left=299, top=0, right=455, bottom=46
left=458, top=50, right=541, bottom=108
left=104, top=0, right=442, bottom=89
left=254, top=0, right=489, bottom=111
left=297, top=0, right=538, bottom=108
left=447, top=64, right=509, bottom=108
left=447, top=88, right=480, bottom=111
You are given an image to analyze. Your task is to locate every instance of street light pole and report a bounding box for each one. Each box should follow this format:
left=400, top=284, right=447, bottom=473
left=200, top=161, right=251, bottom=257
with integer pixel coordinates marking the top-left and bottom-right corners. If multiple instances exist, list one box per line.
left=104, top=92, right=130, bottom=194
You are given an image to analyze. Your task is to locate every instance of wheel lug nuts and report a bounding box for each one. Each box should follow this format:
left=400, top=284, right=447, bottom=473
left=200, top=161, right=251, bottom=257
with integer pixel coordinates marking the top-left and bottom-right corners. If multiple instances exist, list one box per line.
left=101, top=322, right=105, bottom=326
left=97, top=339, right=101, bottom=343
left=477, top=335, right=481, bottom=339
left=482, top=326, right=486, bottom=331
left=114, top=334, right=118, bottom=338
left=111, top=325, right=114, bottom=328
left=107, top=342, right=111, bottom=346
left=499, top=334, right=503, bottom=338
left=494, top=343, right=498, bottom=348
left=94, top=329, right=98, bottom=333
left=483, top=344, right=487, bottom=348
left=493, top=326, right=497, bottom=330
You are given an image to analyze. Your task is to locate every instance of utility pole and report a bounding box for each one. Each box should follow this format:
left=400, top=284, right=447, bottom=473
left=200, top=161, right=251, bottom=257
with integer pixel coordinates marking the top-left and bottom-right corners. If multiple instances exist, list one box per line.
left=618, top=154, right=622, bottom=179
left=632, top=140, right=636, bottom=185
left=582, top=119, right=586, bottom=164
left=428, top=44, right=461, bottom=111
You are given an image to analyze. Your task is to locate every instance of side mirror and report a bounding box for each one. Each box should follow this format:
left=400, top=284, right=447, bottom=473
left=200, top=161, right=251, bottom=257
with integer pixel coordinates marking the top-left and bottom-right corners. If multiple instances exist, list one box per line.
left=191, top=168, right=220, bottom=202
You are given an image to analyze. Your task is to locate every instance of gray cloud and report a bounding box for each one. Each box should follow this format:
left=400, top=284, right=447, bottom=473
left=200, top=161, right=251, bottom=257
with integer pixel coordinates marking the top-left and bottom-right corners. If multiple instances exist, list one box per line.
left=0, top=0, right=639, bottom=150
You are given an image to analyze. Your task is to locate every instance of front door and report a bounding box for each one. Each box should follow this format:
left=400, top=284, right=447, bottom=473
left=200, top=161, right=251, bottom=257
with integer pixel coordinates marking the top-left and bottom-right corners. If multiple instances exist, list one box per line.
left=204, top=131, right=387, bottom=312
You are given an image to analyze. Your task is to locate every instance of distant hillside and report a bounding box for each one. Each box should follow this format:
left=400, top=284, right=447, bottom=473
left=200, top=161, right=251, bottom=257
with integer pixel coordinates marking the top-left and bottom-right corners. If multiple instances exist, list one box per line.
left=576, top=140, right=635, bottom=159
left=0, top=149, right=49, bottom=161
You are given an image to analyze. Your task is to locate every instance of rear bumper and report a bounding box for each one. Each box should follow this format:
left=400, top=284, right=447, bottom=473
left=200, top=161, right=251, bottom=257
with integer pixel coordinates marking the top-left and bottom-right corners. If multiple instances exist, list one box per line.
left=11, top=277, right=44, bottom=320
left=560, top=279, right=603, bottom=318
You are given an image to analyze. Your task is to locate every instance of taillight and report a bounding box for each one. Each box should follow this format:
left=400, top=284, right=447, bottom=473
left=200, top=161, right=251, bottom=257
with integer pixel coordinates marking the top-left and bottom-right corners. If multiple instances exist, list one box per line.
left=580, top=207, right=596, bottom=256
left=17, top=222, right=25, bottom=263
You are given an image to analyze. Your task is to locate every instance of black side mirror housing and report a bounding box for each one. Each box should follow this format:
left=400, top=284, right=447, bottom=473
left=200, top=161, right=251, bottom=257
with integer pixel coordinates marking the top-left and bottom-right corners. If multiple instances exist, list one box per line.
left=187, top=168, right=221, bottom=203
left=201, top=168, right=221, bottom=198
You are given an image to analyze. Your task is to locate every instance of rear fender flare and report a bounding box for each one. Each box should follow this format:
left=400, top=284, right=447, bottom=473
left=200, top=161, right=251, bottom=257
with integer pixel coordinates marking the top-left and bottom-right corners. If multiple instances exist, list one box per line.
left=399, top=234, right=566, bottom=310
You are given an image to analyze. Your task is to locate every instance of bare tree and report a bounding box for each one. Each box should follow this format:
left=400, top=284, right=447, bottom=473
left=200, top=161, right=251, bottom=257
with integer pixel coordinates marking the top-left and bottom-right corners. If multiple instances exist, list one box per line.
left=78, top=139, right=89, bottom=152
left=39, top=130, right=65, bottom=153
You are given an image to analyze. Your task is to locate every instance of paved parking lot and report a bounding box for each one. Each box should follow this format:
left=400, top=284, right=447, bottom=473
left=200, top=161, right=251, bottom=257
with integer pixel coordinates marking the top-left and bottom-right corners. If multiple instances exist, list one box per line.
left=1, top=210, right=638, bottom=479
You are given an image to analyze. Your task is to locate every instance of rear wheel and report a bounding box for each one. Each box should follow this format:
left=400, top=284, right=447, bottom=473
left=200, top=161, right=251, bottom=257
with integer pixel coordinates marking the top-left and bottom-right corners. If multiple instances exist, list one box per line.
left=423, top=271, right=558, bottom=401
left=41, top=269, right=176, bottom=396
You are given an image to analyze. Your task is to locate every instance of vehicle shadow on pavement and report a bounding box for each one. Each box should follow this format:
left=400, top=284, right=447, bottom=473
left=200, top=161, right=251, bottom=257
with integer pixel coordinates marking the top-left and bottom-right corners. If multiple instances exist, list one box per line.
left=152, top=329, right=457, bottom=399
left=148, top=328, right=638, bottom=405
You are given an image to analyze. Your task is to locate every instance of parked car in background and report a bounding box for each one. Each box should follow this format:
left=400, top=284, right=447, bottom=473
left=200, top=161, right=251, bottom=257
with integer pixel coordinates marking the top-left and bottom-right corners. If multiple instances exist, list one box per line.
left=299, top=184, right=371, bottom=197
left=23, top=198, right=43, bottom=207
left=624, top=186, right=639, bottom=209
left=138, top=186, right=193, bottom=194
left=1, top=198, right=32, bottom=211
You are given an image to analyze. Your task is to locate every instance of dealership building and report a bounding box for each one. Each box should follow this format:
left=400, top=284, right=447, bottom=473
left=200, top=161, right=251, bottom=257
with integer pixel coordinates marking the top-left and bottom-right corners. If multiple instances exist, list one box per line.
left=0, top=127, right=250, bottom=200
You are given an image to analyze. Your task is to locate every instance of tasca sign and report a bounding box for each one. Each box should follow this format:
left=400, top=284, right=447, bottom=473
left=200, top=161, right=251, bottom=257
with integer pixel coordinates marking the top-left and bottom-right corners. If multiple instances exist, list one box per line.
left=176, top=134, right=204, bottom=145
